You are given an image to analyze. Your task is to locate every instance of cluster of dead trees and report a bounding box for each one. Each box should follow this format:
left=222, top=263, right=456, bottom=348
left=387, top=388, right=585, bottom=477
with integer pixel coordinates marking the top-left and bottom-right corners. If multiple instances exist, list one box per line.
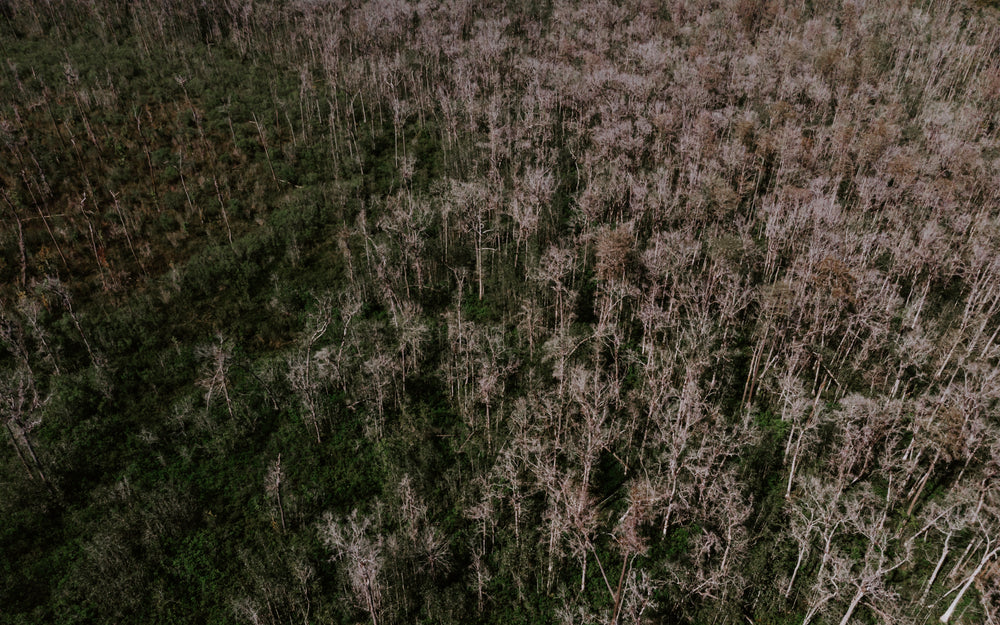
left=3, top=0, right=1000, bottom=623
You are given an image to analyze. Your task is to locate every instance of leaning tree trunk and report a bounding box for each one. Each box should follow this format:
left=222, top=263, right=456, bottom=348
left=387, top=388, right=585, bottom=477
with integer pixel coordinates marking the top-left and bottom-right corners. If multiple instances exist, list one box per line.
left=940, top=545, right=999, bottom=623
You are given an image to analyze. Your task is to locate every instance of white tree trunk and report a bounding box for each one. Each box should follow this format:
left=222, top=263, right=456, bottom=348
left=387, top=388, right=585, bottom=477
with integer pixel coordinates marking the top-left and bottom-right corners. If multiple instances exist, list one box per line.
left=786, top=429, right=804, bottom=498
left=940, top=547, right=999, bottom=623
left=786, top=546, right=807, bottom=597
left=921, top=532, right=951, bottom=603
left=838, top=588, right=865, bottom=625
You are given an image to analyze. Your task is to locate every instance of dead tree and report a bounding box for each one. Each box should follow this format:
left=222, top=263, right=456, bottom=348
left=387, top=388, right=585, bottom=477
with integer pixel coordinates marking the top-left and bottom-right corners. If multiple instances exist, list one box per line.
left=264, top=454, right=287, bottom=532
left=1, top=369, right=50, bottom=487
left=318, top=509, right=385, bottom=625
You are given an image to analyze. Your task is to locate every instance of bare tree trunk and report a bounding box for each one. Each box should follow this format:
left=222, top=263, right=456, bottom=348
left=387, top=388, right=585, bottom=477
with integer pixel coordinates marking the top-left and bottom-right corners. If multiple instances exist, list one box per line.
left=948, top=539, right=981, bottom=581
left=786, top=381, right=825, bottom=498
left=33, top=198, right=70, bottom=270
left=786, top=428, right=804, bottom=498
left=922, top=531, right=951, bottom=603
left=589, top=542, right=616, bottom=603
left=364, top=580, right=379, bottom=625
left=907, top=450, right=939, bottom=516
left=817, top=529, right=837, bottom=583
left=252, top=112, right=278, bottom=182
left=221, top=377, right=235, bottom=421
left=742, top=326, right=769, bottom=407
left=661, top=475, right=678, bottom=537
left=134, top=108, right=159, bottom=210
left=838, top=588, right=865, bottom=625
left=60, top=292, right=96, bottom=365
left=940, top=547, right=999, bottom=623
left=4, top=421, right=36, bottom=481
left=611, top=554, right=632, bottom=625
left=476, top=229, right=485, bottom=301
left=2, top=196, right=27, bottom=287
left=275, top=455, right=287, bottom=532
left=213, top=177, right=234, bottom=246
left=786, top=546, right=807, bottom=598
left=802, top=598, right=829, bottom=625
left=110, top=190, right=147, bottom=276
left=177, top=150, right=199, bottom=221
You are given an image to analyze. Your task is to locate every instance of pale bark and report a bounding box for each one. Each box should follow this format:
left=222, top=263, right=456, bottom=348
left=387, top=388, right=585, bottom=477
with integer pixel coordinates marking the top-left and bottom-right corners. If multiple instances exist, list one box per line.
left=921, top=531, right=951, bottom=603
left=838, top=587, right=865, bottom=625
left=940, top=546, right=999, bottom=623
left=786, top=546, right=807, bottom=598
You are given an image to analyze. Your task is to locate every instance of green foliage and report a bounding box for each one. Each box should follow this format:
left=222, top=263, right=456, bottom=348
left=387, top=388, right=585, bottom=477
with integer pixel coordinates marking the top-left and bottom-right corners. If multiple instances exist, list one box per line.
left=462, top=291, right=501, bottom=324
left=665, top=525, right=701, bottom=560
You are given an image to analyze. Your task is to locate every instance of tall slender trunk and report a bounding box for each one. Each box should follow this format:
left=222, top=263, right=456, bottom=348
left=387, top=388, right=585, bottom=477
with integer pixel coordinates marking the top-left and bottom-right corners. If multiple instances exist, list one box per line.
left=802, top=591, right=835, bottom=625
left=817, top=528, right=837, bottom=583
left=940, top=546, right=999, bottom=623
left=13, top=423, right=49, bottom=486
left=787, top=381, right=825, bottom=498
left=786, top=546, right=807, bottom=597
left=838, top=588, right=865, bottom=625
left=611, top=553, right=631, bottom=625
left=4, top=422, right=35, bottom=481
left=364, top=579, right=379, bottom=625
left=3, top=198, right=27, bottom=287
left=213, top=176, right=234, bottom=247
left=786, top=428, right=804, bottom=498
left=921, top=531, right=951, bottom=603
left=907, top=450, right=939, bottom=516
